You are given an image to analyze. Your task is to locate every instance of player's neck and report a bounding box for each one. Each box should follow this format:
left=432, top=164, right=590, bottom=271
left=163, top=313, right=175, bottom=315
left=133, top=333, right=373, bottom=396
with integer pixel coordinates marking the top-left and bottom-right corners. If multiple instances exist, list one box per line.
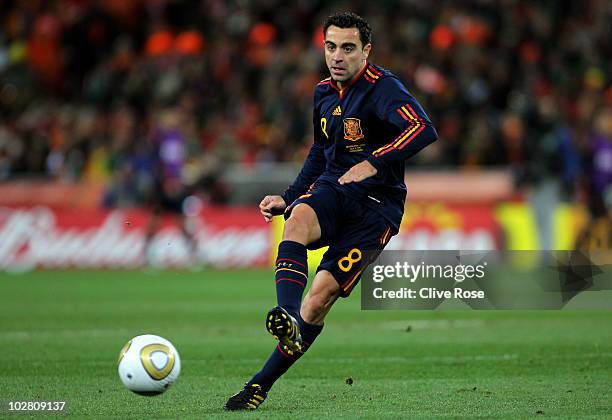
left=335, top=61, right=368, bottom=91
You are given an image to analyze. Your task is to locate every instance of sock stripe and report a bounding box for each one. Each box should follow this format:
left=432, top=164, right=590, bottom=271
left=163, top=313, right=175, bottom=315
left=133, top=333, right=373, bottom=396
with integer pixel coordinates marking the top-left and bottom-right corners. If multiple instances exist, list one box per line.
left=276, top=258, right=307, bottom=268
left=275, top=277, right=306, bottom=287
left=275, top=267, right=308, bottom=279
left=276, top=344, right=293, bottom=359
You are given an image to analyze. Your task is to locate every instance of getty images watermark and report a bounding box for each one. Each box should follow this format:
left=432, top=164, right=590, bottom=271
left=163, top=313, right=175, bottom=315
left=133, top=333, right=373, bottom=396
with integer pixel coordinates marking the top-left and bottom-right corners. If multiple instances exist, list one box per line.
left=361, top=251, right=612, bottom=310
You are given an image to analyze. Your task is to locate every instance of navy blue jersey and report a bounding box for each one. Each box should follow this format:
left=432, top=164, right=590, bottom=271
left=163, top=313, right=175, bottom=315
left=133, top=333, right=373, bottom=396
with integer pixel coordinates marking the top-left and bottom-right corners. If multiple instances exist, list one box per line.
left=281, top=63, right=438, bottom=231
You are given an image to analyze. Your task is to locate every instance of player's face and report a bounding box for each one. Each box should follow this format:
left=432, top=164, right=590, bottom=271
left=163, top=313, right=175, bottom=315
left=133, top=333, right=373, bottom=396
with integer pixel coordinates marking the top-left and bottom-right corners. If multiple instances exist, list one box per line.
left=324, top=26, right=371, bottom=87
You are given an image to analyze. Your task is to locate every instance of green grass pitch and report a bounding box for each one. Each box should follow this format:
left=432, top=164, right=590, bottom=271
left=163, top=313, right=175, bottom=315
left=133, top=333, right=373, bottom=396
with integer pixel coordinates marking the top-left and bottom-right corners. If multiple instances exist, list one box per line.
left=1, top=269, right=611, bottom=418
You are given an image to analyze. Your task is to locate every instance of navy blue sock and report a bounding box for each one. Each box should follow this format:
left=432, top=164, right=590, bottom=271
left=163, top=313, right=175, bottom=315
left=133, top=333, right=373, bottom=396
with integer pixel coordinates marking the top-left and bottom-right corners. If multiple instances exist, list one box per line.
left=249, top=320, right=323, bottom=392
left=275, top=241, right=308, bottom=319
left=297, top=319, right=323, bottom=353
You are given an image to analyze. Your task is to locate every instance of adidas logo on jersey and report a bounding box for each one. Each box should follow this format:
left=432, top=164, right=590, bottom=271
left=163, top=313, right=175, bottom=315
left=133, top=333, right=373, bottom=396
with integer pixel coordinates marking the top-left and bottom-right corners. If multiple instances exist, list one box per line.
left=332, top=106, right=342, bottom=116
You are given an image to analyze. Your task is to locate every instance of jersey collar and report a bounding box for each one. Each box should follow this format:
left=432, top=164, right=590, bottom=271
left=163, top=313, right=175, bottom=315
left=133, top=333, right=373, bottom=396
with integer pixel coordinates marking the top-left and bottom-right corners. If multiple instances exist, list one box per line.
left=329, top=61, right=369, bottom=98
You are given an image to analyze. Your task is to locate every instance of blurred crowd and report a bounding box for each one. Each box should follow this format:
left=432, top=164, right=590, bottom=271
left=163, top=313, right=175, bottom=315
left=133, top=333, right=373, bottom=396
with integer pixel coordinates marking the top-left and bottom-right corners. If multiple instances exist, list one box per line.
left=0, top=0, right=610, bottom=212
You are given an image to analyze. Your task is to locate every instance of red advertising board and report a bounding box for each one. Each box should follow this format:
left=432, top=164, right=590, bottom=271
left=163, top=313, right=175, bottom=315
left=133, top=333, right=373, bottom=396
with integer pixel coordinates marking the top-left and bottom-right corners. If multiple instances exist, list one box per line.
left=0, top=206, right=270, bottom=269
left=0, top=202, right=504, bottom=270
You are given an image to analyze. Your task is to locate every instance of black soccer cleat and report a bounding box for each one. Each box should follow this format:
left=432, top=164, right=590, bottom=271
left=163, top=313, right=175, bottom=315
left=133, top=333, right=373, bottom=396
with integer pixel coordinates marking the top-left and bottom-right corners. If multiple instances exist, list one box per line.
left=266, top=306, right=302, bottom=355
left=224, top=383, right=267, bottom=410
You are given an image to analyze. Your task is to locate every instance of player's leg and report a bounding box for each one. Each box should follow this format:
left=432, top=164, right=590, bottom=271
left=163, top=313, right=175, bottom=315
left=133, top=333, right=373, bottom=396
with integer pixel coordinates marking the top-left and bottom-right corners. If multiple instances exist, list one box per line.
left=225, top=188, right=340, bottom=410
left=300, top=269, right=340, bottom=324
left=273, top=203, right=321, bottom=323
left=291, top=270, right=341, bottom=362
left=246, top=204, right=320, bottom=374
left=225, top=270, right=340, bottom=411
left=143, top=208, right=161, bottom=266
left=259, top=270, right=340, bottom=379
left=274, top=185, right=341, bottom=330
left=176, top=213, right=198, bottom=265
left=266, top=203, right=321, bottom=354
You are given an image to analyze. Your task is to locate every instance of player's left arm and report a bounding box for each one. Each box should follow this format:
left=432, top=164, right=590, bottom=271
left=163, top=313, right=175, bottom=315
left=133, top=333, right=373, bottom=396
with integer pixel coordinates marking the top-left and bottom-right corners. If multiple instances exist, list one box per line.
left=339, top=77, right=438, bottom=184
left=367, top=76, right=438, bottom=171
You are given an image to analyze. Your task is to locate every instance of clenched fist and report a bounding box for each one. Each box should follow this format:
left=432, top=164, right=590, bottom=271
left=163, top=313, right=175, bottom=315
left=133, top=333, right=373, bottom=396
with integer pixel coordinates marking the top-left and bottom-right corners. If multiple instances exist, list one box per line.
left=259, top=195, right=287, bottom=223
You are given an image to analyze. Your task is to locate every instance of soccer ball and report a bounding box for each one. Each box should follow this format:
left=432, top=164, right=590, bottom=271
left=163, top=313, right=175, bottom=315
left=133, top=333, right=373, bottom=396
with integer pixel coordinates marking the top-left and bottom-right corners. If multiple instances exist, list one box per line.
left=117, top=335, right=181, bottom=396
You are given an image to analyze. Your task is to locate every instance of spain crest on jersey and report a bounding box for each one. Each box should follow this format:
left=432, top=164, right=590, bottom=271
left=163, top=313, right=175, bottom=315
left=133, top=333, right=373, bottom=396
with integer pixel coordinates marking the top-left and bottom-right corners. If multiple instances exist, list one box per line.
left=343, top=118, right=364, bottom=141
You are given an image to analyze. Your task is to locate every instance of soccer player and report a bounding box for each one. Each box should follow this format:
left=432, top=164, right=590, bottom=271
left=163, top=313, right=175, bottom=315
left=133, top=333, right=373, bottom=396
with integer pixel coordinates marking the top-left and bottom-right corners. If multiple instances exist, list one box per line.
left=225, top=12, right=438, bottom=410
left=143, top=108, right=197, bottom=266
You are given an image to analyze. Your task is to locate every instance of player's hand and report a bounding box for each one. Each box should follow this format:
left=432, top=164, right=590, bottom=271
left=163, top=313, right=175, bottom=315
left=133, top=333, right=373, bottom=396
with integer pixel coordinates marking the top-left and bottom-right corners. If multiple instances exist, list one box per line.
left=338, top=160, right=378, bottom=185
left=259, top=195, right=287, bottom=223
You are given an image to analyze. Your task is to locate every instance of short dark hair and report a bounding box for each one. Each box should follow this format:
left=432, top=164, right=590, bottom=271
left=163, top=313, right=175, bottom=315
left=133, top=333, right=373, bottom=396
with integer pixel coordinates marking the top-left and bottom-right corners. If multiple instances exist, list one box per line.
left=323, top=12, right=372, bottom=48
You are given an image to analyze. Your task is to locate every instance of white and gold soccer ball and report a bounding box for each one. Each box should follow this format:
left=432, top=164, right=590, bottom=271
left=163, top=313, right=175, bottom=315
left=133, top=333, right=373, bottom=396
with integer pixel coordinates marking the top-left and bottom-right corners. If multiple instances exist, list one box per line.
left=117, top=335, right=181, bottom=396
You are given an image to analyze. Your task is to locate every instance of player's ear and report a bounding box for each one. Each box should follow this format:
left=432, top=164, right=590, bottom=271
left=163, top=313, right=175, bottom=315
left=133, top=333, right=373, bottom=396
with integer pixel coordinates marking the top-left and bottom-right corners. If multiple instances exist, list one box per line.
left=362, top=43, right=371, bottom=58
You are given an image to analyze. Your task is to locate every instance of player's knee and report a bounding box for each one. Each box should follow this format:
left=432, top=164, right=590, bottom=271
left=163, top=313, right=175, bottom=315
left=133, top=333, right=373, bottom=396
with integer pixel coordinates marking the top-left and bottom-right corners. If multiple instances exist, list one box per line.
left=282, top=216, right=309, bottom=243
left=282, top=204, right=320, bottom=244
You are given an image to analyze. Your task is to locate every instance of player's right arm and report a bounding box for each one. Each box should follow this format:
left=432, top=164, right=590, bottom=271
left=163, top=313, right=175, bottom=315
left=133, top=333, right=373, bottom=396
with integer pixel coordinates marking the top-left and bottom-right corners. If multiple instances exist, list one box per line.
left=259, top=139, right=325, bottom=223
left=259, top=94, right=327, bottom=222
left=282, top=104, right=327, bottom=195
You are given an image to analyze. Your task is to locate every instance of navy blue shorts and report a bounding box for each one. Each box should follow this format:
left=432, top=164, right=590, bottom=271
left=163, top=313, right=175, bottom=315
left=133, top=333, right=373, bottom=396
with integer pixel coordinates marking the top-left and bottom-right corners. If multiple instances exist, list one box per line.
left=285, top=181, right=396, bottom=297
